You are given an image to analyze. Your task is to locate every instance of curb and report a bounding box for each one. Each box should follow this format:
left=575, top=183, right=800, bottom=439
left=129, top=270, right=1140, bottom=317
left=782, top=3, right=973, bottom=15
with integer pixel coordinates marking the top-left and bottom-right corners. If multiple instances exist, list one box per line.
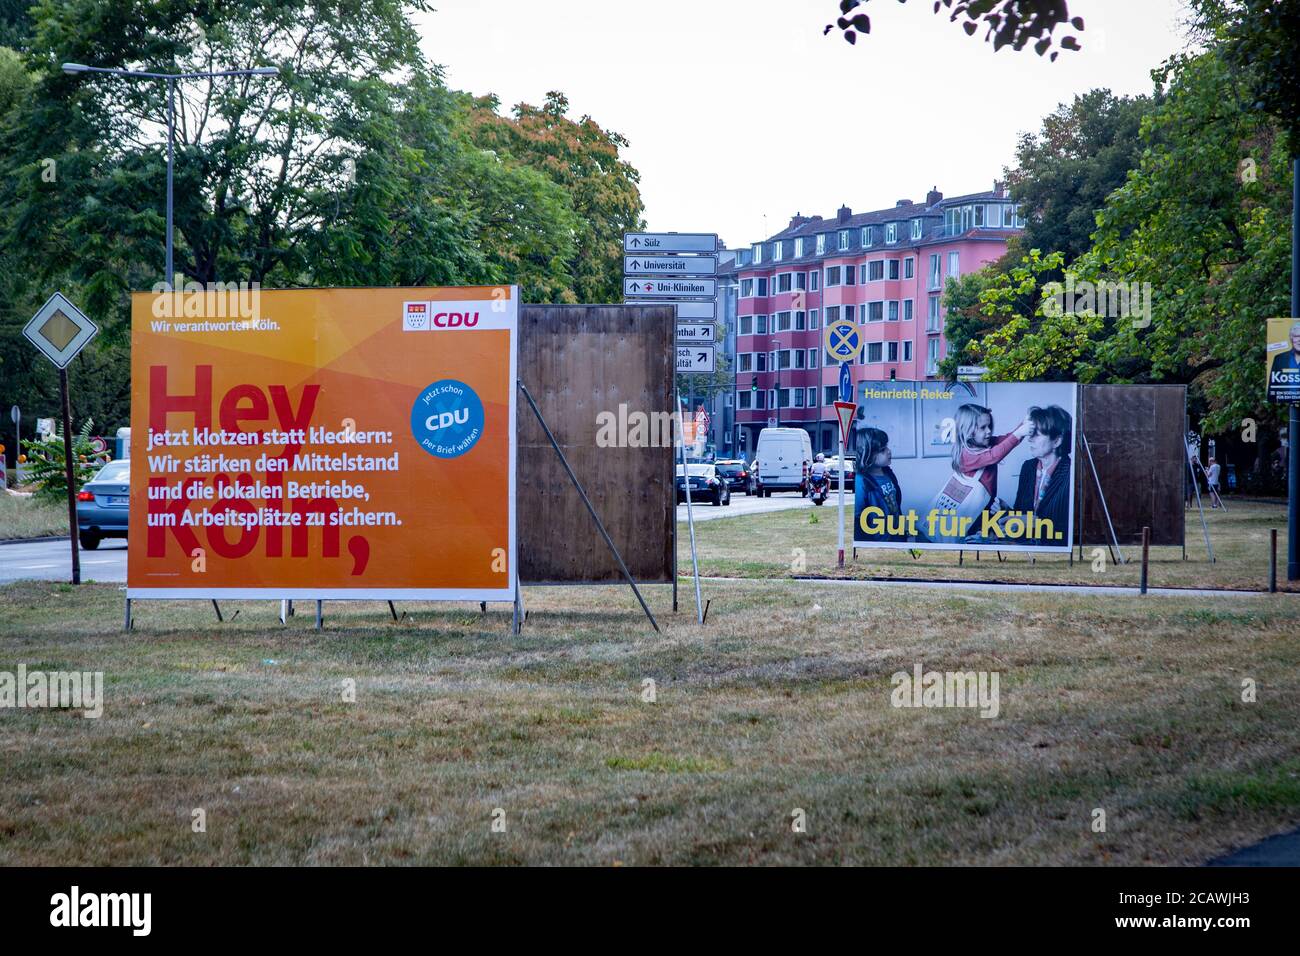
left=0, top=535, right=70, bottom=546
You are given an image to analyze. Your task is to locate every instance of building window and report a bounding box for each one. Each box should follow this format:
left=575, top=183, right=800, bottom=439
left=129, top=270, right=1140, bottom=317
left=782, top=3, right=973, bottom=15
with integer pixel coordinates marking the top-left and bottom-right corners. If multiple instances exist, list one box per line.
left=888, top=342, right=899, bottom=362
left=904, top=257, right=915, bottom=279
left=824, top=385, right=838, bottom=405
left=756, top=352, right=767, bottom=371
left=844, top=265, right=856, bottom=286
left=904, top=341, right=913, bottom=362
left=740, top=278, right=754, bottom=297
left=808, top=348, right=818, bottom=368
left=756, top=390, right=766, bottom=409
left=793, top=388, right=804, bottom=408
left=753, top=243, right=763, bottom=263
left=739, top=390, right=751, bottom=410
left=927, top=338, right=940, bottom=374
left=816, top=234, right=826, bottom=255
left=885, top=222, right=898, bottom=244
left=739, top=353, right=753, bottom=372
left=862, top=225, right=874, bottom=247
left=794, top=349, right=806, bottom=369
left=795, top=311, right=806, bottom=331
left=777, top=388, right=789, bottom=408
left=844, top=304, right=856, bottom=322
left=838, top=230, right=850, bottom=250
left=774, top=241, right=784, bottom=262
left=868, top=260, right=884, bottom=281
left=927, top=295, right=941, bottom=330
left=947, top=251, right=960, bottom=278
left=928, top=254, right=941, bottom=290
left=888, top=301, right=899, bottom=321
left=806, top=387, right=817, bottom=407
left=987, top=204, right=1002, bottom=228
left=810, top=271, right=820, bottom=291
left=777, top=273, right=792, bottom=293
left=795, top=237, right=805, bottom=257
left=888, top=259, right=900, bottom=280
left=974, top=205, right=984, bottom=227
left=757, top=314, right=769, bottom=334
left=867, top=301, right=884, bottom=322
left=911, top=218, right=922, bottom=240
left=826, top=266, right=841, bottom=286
left=778, top=350, right=792, bottom=370
left=776, top=311, right=791, bottom=332
left=795, top=272, right=806, bottom=290
left=868, top=342, right=883, bottom=363
left=809, top=309, right=820, bottom=329
left=903, top=299, right=914, bottom=322
left=826, top=306, right=840, bottom=322
left=739, top=315, right=753, bottom=335
left=757, top=277, right=768, bottom=296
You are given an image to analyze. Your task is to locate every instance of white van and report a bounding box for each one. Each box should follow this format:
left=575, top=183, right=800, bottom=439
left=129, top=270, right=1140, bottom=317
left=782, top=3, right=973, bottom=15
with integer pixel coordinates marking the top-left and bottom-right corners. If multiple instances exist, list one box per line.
left=754, top=427, right=813, bottom=496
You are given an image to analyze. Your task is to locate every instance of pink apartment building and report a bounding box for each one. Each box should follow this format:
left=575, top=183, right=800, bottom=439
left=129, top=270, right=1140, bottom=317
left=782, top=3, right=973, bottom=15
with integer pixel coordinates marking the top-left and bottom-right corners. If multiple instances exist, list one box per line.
left=726, top=184, right=1024, bottom=457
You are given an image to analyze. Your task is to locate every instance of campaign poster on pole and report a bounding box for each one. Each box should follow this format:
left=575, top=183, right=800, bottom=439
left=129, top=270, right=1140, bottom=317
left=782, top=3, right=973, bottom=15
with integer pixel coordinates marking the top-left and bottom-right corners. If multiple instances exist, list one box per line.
left=128, top=286, right=518, bottom=600
left=850, top=380, right=1077, bottom=553
left=1266, top=318, right=1300, bottom=403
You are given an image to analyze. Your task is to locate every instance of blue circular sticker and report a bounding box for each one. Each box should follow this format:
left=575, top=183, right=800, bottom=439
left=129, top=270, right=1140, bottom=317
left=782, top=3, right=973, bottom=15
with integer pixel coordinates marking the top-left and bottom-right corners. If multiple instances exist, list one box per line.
left=410, top=379, right=485, bottom=458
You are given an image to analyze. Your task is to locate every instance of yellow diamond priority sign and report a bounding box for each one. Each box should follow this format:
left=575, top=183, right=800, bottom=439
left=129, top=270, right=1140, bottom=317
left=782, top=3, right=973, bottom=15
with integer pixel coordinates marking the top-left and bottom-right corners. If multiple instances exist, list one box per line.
left=23, top=292, right=98, bottom=368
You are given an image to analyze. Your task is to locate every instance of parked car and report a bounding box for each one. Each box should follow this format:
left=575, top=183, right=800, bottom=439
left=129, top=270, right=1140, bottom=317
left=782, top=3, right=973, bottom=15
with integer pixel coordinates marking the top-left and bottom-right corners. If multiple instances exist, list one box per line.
left=754, top=427, right=813, bottom=496
left=77, top=458, right=130, bottom=550
left=712, top=459, right=750, bottom=494
left=675, top=463, right=731, bottom=506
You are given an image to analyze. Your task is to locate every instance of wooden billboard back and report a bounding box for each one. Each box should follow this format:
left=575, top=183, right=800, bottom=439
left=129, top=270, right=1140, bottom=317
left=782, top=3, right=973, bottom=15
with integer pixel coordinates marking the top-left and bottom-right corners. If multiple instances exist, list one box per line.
left=1079, top=384, right=1186, bottom=547
left=518, top=305, right=675, bottom=583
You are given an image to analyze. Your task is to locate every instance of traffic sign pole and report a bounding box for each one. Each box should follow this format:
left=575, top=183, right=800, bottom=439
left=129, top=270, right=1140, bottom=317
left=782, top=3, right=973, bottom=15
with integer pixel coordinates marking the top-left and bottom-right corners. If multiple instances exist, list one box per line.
left=838, top=430, right=846, bottom=568
left=59, top=367, right=80, bottom=585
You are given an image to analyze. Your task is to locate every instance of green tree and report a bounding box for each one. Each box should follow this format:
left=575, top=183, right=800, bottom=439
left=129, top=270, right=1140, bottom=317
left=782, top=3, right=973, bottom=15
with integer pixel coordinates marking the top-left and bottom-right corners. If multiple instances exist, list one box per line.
left=826, top=0, right=1083, bottom=57
left=1006, top=89, right=1152, bottom=264
left=466, top=91, right=644, bottom=304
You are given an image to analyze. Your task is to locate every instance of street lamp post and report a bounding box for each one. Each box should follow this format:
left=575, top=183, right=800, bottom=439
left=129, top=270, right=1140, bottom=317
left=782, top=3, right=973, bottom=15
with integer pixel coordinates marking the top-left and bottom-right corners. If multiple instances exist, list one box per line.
left=61, top=63, right=279, bottom=289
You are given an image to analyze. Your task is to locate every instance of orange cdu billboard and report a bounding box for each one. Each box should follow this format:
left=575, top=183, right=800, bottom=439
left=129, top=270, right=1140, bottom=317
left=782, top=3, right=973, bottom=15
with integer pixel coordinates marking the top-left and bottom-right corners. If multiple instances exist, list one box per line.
left=128, top=286, right=518, bottom=601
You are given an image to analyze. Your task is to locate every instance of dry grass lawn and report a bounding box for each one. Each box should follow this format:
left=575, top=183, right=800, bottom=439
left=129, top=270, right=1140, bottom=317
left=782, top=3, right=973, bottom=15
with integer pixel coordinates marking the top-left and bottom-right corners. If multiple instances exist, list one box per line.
left=0, top=492, right=68, bottom=541
left=2, top=576, right=1298, bottom=865
left=689, top=498, right=1295, bottom=592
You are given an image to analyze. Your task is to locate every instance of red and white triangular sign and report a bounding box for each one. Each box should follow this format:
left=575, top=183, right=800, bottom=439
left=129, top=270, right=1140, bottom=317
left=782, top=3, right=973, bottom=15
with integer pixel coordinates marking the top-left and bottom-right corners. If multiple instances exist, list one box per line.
left=833, top=401, right=857, bottom=445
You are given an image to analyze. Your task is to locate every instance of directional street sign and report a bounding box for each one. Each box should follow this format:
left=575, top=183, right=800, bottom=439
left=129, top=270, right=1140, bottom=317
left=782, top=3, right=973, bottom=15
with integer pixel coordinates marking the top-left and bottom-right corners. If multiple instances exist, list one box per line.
left=624, top=254, right=717, bottom=276
left=675, top=323, right=715, bottom=343
left=624, top=232, right=718, bottom=254
left=23, top=292, right=98, bottom=369
left=625, top=300, right=719, bottom=320
left=824, top=318, right=862, bottom=363
left=839, top=361, right=853, bottom=403
left=624, top=277, right=717, bottom=299
left=676, top=345, right=716, bottom=373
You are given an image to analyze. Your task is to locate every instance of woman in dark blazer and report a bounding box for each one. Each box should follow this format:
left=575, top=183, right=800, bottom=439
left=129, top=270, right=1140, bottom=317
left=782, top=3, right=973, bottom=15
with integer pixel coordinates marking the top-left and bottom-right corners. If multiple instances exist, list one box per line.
left=1012, top=405, right=1072, bottom=545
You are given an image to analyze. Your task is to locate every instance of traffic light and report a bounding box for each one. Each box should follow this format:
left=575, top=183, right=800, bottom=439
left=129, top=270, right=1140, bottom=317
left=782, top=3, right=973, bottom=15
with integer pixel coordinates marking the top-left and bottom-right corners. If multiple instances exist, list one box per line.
left=750, top=376, right=758, bottom=393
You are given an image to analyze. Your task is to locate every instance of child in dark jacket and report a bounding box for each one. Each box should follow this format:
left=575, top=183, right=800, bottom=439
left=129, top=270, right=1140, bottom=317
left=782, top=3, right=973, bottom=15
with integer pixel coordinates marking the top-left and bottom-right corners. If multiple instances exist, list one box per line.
left=854, top=425, right=907, bottom=542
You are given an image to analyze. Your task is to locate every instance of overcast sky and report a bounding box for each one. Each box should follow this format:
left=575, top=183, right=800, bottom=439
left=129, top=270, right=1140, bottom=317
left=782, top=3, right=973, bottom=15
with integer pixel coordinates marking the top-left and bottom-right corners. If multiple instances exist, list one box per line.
left=415, top=0, right=1194, bottom=249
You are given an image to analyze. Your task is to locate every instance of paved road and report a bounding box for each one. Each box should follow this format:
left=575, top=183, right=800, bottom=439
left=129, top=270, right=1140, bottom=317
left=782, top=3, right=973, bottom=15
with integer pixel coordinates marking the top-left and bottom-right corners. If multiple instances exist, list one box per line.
left=0, top=538, right=127, bottom=584
left=676, top=490, right=816, bottom=523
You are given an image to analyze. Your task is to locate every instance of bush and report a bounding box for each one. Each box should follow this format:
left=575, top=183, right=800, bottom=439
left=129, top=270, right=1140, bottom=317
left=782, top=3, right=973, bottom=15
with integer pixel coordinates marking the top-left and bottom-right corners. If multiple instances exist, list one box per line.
left=19, top=419, right=109, bottom=503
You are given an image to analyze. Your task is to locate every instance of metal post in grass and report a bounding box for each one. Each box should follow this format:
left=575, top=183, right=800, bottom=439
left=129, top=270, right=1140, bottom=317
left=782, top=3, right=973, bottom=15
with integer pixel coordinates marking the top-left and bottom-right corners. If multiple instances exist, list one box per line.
left=1270, top=529, right=1278, bottom=593
left=1140, top=526, right=1151, bottom=595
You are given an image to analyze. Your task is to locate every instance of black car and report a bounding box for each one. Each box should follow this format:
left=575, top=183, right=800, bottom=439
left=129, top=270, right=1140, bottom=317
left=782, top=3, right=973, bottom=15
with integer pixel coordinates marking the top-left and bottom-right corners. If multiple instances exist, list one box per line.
left=675, top=464, right=731, bottom=506
left=712, top=459, right=751, bottom=494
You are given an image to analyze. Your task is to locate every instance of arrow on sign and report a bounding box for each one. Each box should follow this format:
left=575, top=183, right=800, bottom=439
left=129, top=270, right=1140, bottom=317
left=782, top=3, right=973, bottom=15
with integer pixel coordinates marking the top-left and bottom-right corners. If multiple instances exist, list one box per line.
left=630, top=237, right=641, bottom=247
